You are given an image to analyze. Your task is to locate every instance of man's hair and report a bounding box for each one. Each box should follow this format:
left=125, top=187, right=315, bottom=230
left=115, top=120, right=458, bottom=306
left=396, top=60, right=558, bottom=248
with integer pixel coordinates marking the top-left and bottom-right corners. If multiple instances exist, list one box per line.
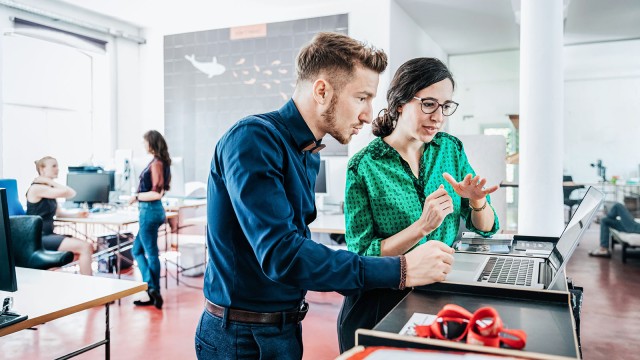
left=34, top=156, right=56, bottom=175
left=296, top=32, right=388, bottom=91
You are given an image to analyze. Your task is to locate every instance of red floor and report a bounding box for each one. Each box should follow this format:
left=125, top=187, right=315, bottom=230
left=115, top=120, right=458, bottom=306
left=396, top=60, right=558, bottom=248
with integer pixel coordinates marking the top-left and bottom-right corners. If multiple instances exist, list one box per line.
left=1, top=225, right=639, bottom=359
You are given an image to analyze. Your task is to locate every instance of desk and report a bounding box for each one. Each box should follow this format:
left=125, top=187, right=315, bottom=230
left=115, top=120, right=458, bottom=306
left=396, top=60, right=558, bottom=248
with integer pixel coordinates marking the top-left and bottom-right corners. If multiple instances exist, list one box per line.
left=357, top=282, right=579, bottom=359
left=163, top=198, right=207, bottom=236
left=57, top=212, right=177, bottom=295
left=0, top=268, right=146, bottom=359
left=56, top=212, right=139, bottom=282
left=309, top=213, right=345, bottom=234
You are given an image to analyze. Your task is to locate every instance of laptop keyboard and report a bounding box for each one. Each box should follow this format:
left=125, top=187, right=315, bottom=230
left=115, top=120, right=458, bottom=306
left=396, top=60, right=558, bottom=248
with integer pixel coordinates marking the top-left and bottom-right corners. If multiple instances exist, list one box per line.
left=477, top=257, right=534, bottom=286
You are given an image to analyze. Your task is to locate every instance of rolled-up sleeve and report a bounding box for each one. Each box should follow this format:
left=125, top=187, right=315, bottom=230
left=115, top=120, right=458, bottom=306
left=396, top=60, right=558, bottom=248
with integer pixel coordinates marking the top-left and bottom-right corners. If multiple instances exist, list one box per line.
left=219, top=122, right=400, bottom=293
left=149, top=161, right=165, bottom=193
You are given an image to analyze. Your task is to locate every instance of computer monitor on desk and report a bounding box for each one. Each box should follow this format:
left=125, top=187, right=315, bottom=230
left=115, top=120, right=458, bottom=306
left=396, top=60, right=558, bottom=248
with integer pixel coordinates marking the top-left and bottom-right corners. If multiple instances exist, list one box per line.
left=315, top=160, right=328, bottom=211
left=0, top=188, right=18, bottom=292
left=66, top=173, right=110, bottom=209
left=315, top=160, right=327, bottom=195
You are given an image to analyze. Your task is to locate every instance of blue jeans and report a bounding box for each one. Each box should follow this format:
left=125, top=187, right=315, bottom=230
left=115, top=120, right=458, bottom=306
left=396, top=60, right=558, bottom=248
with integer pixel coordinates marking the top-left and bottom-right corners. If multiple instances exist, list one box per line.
left=195, top=309, right=303, bottom=360
left=600, top=203, right=640, bottom=248
left=132, top=200, right=165, bottom=291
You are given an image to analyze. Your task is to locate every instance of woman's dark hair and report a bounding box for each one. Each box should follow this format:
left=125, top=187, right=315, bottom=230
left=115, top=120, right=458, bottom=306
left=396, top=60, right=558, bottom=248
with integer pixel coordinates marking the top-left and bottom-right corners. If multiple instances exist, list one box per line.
left=372, top=57, right=455, bottom=137
left=144, top=130, right=172, bottom=188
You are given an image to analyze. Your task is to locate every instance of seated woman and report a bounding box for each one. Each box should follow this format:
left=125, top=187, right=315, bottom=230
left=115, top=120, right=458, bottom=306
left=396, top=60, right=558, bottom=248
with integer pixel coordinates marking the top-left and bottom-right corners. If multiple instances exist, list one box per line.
left=589, top=202, right=640, bottom=258
left=26, top=156, right=94, bottom=275
left=338, top=58, right=500, bottom=352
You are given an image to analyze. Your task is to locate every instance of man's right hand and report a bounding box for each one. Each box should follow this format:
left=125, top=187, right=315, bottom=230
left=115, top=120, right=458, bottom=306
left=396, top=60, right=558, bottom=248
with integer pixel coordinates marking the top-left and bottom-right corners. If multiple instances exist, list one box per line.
left=404, top=240, right=455, bottom=287
left=416, top=185, right=453, bottom=236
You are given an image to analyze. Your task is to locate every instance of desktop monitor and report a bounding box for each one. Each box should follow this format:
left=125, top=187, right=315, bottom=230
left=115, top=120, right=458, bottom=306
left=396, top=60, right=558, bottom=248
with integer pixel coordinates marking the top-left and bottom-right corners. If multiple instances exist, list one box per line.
left=66, top=173, right=111, bottom=208
left=68, top=166, right=114, bottom=191
left=0, top=189, right=18, bottom=292
left=103, top=171, right=116, bottom=191
left=315, top=160, right=328, bottom=195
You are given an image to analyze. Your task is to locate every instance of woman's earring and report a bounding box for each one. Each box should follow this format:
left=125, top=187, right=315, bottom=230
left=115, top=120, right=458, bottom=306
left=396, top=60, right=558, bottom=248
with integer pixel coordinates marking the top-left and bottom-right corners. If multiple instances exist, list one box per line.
left=392, top=120, right=397, bottom=128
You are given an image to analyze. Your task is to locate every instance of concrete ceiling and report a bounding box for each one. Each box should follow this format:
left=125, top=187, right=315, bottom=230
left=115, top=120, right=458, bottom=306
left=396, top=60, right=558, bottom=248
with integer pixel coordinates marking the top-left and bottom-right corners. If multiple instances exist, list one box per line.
left=50, top=0, right=640, bottom=55
left=395, top=0, right=640, bottom=54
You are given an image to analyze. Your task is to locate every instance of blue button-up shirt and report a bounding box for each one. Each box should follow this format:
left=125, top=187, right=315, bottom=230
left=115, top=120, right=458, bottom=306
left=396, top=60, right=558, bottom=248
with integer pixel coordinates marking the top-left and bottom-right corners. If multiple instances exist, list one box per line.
left=204, top=99, right=401, bottom=312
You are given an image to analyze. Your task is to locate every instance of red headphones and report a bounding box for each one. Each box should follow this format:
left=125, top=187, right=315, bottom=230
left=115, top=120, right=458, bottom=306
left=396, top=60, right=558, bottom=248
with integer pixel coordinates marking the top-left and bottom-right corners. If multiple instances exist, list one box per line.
left=414, top=304, right=527, bottom=350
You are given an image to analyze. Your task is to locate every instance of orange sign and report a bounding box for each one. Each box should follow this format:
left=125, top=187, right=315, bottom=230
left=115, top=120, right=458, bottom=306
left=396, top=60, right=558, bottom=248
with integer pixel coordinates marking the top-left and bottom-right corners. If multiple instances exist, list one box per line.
left=230, top=24, right=267, bottom=40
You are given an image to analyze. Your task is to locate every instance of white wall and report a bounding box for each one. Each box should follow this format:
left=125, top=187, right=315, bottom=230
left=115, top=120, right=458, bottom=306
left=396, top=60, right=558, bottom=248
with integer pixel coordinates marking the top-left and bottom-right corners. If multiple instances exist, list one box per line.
left=448, top=50, right=520, bottom=136
left=139, top=0, right=398, bottom=205
left=0, top=1, right=144, bottom=186
left=389, top=1, right=447, bottom=74
left=448, top=40, right=640, bottom=184
left=564, top=40, right=640, bottom=182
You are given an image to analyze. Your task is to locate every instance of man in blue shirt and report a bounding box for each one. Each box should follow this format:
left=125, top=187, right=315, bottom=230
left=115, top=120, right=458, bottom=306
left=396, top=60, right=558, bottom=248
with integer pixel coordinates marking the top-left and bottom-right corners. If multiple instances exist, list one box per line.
left=195, top=32, right=456, bottom=359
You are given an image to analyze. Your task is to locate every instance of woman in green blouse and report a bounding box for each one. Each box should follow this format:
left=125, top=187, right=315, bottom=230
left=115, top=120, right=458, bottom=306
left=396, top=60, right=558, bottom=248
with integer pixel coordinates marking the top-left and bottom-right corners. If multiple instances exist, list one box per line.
left=338, top=57, right=500, bottom=352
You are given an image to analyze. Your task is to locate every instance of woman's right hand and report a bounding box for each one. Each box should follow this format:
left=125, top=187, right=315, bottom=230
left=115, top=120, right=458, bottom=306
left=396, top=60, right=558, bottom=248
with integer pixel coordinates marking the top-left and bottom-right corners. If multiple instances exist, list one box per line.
left=417, top=185, right=453, bottom=236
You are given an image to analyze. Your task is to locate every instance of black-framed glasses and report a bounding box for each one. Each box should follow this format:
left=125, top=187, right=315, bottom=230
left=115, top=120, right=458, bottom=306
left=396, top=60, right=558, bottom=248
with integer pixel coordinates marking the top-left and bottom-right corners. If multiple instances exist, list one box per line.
left=413, top=97, right=459, bottom=116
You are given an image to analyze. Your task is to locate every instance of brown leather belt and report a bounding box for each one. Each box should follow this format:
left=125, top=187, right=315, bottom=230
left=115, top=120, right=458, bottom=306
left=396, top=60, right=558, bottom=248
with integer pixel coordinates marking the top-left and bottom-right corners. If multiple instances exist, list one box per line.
left=205, top=300, right=308, bottom=325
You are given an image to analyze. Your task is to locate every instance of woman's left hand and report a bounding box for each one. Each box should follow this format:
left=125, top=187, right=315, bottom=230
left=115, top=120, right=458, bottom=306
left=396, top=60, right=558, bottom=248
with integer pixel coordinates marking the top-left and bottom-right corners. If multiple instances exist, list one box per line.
left=128, top=195, right=138, bottom=205
left=442, top=172, right=499, bottom=201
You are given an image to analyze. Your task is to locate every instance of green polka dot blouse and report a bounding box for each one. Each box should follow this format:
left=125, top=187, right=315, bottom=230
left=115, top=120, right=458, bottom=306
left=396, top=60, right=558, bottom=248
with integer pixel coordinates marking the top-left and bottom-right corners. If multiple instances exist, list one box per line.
left=345, top=132, right=499, bottom=256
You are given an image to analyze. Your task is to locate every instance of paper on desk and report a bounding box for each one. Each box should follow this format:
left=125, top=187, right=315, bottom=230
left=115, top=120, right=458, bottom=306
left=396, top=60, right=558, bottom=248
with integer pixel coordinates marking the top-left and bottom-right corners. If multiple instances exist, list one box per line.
left=399, top=312, right=437, bottom=336
left=399, top=313, right=493, bottom=337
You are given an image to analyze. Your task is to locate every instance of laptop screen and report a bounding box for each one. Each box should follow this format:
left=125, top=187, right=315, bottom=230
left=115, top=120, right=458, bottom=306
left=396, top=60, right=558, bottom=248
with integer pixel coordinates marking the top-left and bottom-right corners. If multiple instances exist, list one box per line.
left=548, top=187, right=604, bottom=287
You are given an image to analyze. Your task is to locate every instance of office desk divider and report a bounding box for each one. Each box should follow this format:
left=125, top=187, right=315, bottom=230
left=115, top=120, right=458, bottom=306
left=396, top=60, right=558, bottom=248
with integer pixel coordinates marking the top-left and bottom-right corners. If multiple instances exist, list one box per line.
left=356, top=282, right=580, bottom=359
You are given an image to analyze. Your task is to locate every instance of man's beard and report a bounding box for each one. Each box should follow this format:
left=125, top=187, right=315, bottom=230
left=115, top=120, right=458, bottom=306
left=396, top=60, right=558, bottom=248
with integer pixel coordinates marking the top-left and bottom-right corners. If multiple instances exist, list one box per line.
left=321, top=95, right=351, bottom=145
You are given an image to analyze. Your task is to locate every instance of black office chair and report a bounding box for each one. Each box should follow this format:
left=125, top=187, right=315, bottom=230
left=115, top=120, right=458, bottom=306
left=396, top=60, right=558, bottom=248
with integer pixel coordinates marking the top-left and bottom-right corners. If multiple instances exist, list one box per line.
left=9, top=215, right=74, bottom=270
left=563, top=175, right=585, bottom=222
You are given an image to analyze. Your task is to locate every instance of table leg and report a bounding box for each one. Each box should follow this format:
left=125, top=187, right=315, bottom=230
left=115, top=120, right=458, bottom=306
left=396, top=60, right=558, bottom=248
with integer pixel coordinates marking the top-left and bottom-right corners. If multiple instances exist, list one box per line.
left=116, top=225, right=121, bottom=306
left=105, top=303, right=110, bottom=360
left=164, top=218, right=169, bottom=289
left=175, top=213, right=180, bottom=286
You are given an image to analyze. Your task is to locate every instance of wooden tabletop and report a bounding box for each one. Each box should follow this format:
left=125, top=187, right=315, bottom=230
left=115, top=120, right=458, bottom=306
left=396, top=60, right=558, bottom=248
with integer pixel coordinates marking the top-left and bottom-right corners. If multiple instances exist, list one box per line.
left=56, top=212, right=139, bottom=226
left=164, top=199, right=207, bottom=212
left=182, top=215, right=207, bottom=226
left=0, top=268, right=146, bottom=336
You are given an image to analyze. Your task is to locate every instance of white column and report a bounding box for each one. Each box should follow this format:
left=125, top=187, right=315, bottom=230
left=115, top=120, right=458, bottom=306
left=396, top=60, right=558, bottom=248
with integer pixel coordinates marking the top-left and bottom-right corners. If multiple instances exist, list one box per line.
left=518, top=0, right=564, bottom=235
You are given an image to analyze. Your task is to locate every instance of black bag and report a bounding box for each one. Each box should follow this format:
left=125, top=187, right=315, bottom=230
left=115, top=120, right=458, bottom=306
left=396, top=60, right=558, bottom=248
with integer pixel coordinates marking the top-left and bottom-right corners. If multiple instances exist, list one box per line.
left=96, top=232, right=134, bottom=273
left=337, top=288, right=410, bottom=353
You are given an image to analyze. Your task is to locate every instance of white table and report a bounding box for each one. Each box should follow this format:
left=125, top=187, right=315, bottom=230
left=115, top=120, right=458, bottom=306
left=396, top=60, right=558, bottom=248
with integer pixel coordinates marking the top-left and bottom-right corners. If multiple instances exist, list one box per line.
left=0, top=268, right=146, bottom=359
left=309, top=212, right=346, bottom=234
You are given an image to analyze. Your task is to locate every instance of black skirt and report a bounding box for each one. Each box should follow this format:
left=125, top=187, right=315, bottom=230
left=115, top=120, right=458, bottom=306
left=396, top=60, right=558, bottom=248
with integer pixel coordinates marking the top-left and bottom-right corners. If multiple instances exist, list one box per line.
left=42, top=234, right=69, bottom=251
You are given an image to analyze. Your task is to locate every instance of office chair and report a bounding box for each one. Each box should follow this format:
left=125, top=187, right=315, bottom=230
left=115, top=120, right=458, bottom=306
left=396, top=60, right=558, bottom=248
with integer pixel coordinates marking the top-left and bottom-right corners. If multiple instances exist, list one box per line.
left=563, top=175, right=585, bottom=222
left=9, top=216, right=73, bottom=270
left=0, top=179, right=26, bottom=215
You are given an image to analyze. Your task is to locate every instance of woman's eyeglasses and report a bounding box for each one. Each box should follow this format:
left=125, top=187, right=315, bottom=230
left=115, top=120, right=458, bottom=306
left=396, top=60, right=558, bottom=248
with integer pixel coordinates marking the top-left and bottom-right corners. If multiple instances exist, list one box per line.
left=413, top=97, right=459, bottom=116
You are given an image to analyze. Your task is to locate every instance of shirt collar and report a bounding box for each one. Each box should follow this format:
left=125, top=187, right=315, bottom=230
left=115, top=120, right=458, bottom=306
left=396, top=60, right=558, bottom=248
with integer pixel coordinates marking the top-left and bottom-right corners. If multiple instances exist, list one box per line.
left=371, top=133, right=443, bottom=160
left=277, top=99, right=324, bottom=153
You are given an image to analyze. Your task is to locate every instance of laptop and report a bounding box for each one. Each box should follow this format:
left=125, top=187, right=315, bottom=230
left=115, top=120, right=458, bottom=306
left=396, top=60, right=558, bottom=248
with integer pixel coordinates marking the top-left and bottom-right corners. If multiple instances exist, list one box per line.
left=446, top=186, right=604, bottom=290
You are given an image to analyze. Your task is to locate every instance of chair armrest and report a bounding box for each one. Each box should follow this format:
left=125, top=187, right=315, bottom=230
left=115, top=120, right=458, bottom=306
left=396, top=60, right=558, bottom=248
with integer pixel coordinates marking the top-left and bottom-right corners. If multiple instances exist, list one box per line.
left=28, top=250, right=74, bottom=270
